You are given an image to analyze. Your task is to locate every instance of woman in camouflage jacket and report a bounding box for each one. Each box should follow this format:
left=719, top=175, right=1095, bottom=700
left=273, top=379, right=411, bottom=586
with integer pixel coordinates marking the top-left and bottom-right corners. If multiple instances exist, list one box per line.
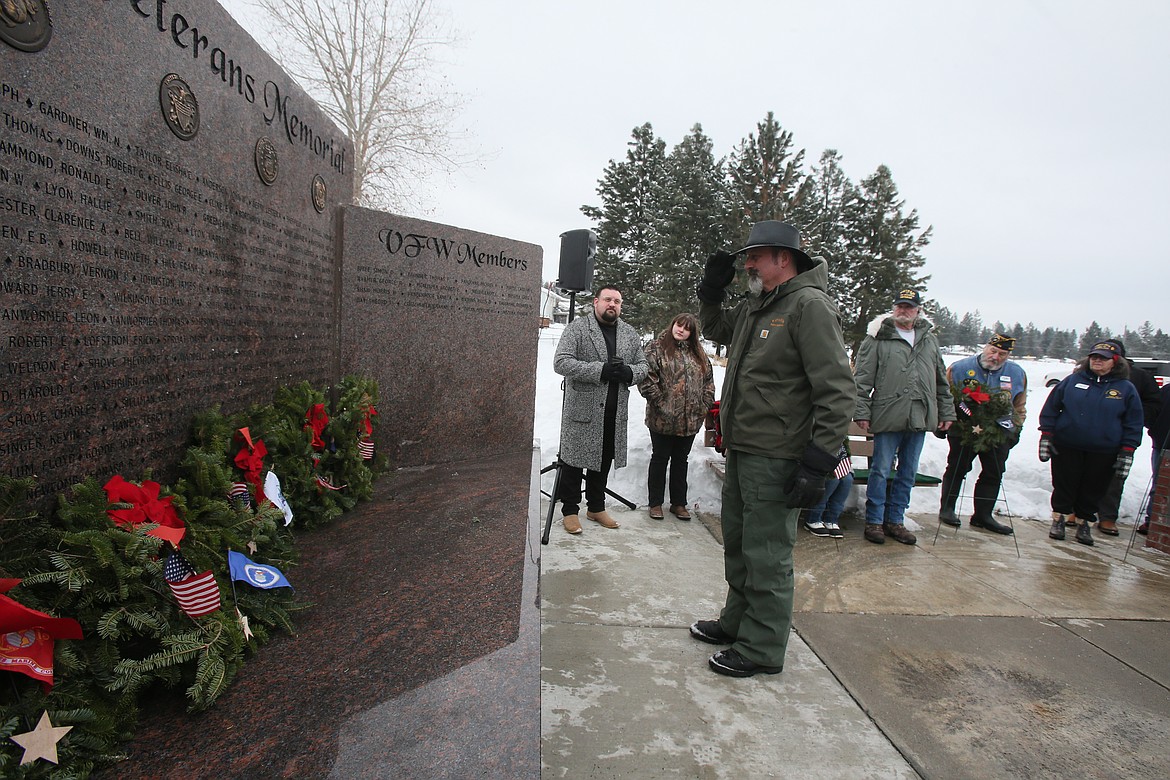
left=638, top=312, right=716, bottom=520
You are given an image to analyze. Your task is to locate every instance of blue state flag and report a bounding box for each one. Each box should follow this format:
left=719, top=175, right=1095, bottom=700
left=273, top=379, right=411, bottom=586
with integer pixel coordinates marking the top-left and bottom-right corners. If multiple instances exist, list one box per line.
left=228, top=551, right=292, bottom=591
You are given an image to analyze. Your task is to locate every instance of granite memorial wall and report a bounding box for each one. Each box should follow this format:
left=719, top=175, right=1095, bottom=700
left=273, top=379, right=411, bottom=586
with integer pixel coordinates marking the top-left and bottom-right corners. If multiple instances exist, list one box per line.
left=339, top=208, right=541, bottom=466
left=1, top=1, right=543, bottom=510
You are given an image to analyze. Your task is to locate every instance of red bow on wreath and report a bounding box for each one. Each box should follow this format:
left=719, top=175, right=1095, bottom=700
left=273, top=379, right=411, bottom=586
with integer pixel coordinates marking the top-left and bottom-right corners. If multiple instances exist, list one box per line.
left=361, top=405, right=378, bottom=437
left=961, top=386, right=991, bottom=404
left=103, top=475, right=186, bottom=546
left=234, top=428, right=269, bottom=503
left=304, top=404, right=330, bottom=451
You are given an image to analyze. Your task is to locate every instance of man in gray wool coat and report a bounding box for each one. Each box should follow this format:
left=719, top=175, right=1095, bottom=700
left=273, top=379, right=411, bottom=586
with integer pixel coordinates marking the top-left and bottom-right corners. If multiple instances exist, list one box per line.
left=554, top=285, right=649, bottom=534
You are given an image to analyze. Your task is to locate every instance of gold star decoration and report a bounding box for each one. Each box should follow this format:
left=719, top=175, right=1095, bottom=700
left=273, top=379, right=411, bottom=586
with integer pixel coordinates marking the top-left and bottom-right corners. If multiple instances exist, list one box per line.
left=247, top=540, right=258, bottom=555
left=10, top=711, right=72, bottom=766
left=971, top=425, right=983, bottom=435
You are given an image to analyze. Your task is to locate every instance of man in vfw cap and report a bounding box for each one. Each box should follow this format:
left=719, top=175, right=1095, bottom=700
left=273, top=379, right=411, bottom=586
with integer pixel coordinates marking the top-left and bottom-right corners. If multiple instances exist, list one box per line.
left=689, top=220, right=854, bottom=678
left=853, top=287, right=955, bottom=545
left=938, top=333, right=1028, bottom=534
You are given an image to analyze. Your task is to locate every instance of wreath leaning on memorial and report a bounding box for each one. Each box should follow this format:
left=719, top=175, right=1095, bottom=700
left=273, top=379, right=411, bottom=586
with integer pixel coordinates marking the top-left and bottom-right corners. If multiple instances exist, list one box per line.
left=949, top=381, right=1016, bottom=453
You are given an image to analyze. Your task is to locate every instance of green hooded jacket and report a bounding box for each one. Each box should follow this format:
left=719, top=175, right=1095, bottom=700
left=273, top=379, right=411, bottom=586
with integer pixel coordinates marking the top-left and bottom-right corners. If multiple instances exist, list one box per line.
left=853, top=313, right=956, bottom=433
left=699, top=259, right=855, bottom=459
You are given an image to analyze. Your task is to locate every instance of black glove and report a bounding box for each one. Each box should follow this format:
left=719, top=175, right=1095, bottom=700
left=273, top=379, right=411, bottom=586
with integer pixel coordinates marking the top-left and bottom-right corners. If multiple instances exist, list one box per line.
left=1115, top=449, right=1134, bottom=479
left=600, top=358, right=633, bottom=384
left=932, top=428, right=948, bottom=439
left=696, top=251, right=736, bottom=304
left=1038, top=435, right=1056, bottom=462
left=785, top=444, right=839, bottom=508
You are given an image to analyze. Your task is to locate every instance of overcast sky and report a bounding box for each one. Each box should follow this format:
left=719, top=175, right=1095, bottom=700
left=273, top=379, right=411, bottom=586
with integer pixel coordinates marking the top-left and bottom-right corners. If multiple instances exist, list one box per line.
left=223, top=0, right=1167, bottom=335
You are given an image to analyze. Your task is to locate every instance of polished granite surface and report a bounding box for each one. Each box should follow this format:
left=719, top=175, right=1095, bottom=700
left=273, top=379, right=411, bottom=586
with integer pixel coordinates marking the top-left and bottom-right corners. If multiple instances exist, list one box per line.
left=101, top=451, right=537, bottom=779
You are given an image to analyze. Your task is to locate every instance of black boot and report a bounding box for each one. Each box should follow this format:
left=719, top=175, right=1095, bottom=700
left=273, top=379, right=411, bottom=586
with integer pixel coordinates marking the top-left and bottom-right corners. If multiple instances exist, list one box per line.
left=1049, top=513, right=1066, bottom=540
left=970, top=496, right=1012, bottom=535
left=971, top=513, right=1014, bottom=535
left=1075, top=518, right=1094, bottom=546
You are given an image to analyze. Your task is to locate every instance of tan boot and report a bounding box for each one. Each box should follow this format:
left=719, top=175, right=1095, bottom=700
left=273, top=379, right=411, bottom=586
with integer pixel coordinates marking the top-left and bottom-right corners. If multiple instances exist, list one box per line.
left=670, top=504, right=692, bottom=520
left=562, top=514, right=582, bottom=534
left=648, top=505, right=664, bottom=520
left=586, top=510, right=619, bottom=529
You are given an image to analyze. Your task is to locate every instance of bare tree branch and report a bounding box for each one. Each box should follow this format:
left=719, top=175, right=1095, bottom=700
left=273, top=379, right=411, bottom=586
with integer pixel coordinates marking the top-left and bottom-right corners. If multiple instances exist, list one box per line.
left=248, top=0, right=471, bottom=210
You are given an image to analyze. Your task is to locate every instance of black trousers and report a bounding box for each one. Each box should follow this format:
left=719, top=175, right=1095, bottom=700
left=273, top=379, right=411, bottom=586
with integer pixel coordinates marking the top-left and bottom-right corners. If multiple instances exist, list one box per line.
left=1050, top=446, right=1116, bottom=519
left=1095, top=468, right=1128, bottom=522
left=940, top=434, right=1012, bottom=518
left=558, top=459, right=613, bottom=515
left=647, top=431, right=697, bottom=508
left=558, top=407, right=617, bottom=516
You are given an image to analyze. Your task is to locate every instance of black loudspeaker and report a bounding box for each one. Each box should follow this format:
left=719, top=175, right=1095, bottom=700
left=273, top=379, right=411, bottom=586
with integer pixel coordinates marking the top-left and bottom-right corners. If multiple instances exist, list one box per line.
left=557, top=229, right=596, bottom=292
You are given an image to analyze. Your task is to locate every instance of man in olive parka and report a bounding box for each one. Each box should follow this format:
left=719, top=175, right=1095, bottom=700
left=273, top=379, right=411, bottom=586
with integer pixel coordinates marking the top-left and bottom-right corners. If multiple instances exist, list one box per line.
left=853, top=289, right=955, bottom=545
left=689, top=221, right=855, bottom=678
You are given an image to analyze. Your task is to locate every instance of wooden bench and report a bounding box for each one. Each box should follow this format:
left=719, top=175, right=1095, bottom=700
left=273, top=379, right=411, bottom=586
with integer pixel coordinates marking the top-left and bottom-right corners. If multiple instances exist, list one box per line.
left=705, top=422, right=940, bottom=488
left=847, top=422, right=940, bottom=488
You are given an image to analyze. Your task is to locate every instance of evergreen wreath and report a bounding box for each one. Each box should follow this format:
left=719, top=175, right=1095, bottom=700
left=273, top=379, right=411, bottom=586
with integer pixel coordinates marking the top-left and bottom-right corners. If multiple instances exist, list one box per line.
left=949, top=381, right=1016, bottom=452
left=0, top=377, right=384, bottom=777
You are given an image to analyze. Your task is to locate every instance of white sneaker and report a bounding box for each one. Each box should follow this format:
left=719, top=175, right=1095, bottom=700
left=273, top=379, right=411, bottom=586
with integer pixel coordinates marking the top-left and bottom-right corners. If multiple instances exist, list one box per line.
left=804, top=519, right=831, bottom=537
left=823, top=520, right=844, bottom=539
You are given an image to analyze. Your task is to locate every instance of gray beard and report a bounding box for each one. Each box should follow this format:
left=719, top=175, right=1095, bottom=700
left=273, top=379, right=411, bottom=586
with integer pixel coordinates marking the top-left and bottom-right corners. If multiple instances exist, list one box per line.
left=748, top=275, right=764, bottom=296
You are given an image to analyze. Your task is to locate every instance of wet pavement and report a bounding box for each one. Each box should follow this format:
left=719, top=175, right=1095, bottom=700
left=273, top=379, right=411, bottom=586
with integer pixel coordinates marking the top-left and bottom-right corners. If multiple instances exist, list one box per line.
left=539, top=492, right=1170, bottom=779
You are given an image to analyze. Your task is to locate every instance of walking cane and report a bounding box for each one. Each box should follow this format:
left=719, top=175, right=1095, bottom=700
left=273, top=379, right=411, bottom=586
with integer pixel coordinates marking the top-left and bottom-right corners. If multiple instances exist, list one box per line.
left=989, top=445, right=1022, bottom=559
left=933, top=438, right=972, bottom=546
left=1122, top=461, right=1160, bottom=564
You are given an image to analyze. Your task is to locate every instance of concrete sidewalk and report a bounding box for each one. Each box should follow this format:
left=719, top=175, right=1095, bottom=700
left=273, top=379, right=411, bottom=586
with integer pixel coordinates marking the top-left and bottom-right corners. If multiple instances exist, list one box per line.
left=538, top=498, right=1170, bottom=779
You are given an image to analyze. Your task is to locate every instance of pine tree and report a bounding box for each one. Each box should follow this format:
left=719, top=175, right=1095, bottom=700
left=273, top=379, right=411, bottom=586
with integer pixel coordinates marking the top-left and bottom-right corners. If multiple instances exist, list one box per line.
left=1138, top=321, right=1157, bottom=352
left=957, top=311, right=983, bottom=348
left=797, top=149, right=856, bottom=309
left=1078, top=322, right=1110, bottom=353
left=727, top=111, right=811, bottom=244
left=838, top=165, right=932, bottom=354
left=581, top=122, right=667, bottom=326
left=931, top=303, right=959, bottom=346
left=639, top=123, right=729, bottom=332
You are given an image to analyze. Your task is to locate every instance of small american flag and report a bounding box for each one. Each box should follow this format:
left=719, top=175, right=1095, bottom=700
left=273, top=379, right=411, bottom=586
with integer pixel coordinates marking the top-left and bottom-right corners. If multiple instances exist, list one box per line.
left=227, top=482, right=252, bottom=509
left=833, top=453, right=853, bottom=480
left=314, top=474, right=346, bottom=491
left=164, top=552, right=221, bottom=618
left=358, top=439, right=375, bottom=460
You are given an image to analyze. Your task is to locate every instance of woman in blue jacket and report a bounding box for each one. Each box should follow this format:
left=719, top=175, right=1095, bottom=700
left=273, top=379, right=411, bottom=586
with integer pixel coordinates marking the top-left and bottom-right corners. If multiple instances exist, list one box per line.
left=1038, top=341, right=1144, bottom=546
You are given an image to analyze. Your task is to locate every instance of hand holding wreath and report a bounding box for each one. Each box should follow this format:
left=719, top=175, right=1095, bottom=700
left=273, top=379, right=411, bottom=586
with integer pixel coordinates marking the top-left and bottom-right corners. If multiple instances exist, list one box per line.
left=950, top=381, right=1015, bottom=452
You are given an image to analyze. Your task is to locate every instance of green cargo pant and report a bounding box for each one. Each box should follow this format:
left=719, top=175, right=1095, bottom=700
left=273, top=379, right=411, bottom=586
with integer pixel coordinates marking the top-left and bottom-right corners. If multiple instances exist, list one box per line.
left=718, top=449, right=800, bottom=669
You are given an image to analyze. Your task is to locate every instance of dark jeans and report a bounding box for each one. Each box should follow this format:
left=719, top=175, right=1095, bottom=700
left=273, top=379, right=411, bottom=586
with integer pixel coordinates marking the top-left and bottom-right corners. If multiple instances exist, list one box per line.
left=1050, top=446, right=1115, bottom=519
left=647, top=431, right=696, bottom=508
left=940, top=434, right=1012, bottom=519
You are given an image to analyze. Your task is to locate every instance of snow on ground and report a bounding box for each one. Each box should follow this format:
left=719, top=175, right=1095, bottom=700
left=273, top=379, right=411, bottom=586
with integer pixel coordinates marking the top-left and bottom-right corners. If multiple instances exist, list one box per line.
left=534, top=326, right=1157, bottom=529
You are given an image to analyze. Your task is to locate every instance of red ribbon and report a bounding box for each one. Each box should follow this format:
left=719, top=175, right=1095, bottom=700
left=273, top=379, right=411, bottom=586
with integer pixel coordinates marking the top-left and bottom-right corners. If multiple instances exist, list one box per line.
left=103, top=475, right=186, bottom=546
left=961, top=386, right=991, bottom=404
left=304, top=403, right=330, bottom=451
left=234, top=428, right=269, bottom=502
left=361, top=405, right=378, bottom=437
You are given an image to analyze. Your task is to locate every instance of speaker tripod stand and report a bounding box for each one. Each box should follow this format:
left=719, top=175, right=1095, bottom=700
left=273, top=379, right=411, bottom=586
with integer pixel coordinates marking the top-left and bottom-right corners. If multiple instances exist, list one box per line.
left=540, top=289, right=636, bottom=545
